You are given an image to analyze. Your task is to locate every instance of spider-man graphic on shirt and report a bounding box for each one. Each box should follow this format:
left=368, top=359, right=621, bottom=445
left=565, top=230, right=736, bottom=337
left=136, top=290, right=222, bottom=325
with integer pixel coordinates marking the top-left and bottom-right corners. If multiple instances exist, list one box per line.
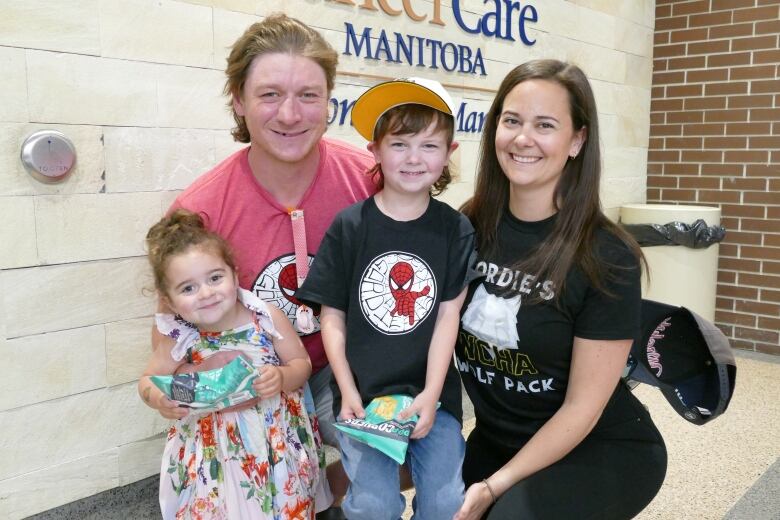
left=358, top=251, right=436, bottom=335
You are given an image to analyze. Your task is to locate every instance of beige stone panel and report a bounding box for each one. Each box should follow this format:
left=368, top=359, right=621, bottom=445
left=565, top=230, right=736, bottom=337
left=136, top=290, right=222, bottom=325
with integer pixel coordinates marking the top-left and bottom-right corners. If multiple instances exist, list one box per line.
left=159, top=190, right=183, bottom=214
left=568, top=0, right=654, bottom=27
left=0, top=326, right=106, bottom=412
left=104, top=127, right=216, bottom=193
left=564, top=39, right=626, bottom=84
left=156, top=65, right=233, bottom=129
left=187, top=0, right=262, bottom=12
left=613, top=84, right=651, bottom=124
left=0, top=0, right=100, bottom=55
left=118, top=433, right=166, bottom=486
left=3, top=257, right=155, bottom=338
left=615, top=113, right=650, bottom=149
left=615, top=20, right=653, bottom=58
left=624, top=54, right=652, bottom=89
left=213, top=8, right=260, bottom=69
left=214, top=132, right=248, bottom=162
left=100, top=0, right=213, bottom=67
left=535, top=0, right=615, bottom=49
left=105, top=317, right=154, bottom=386
left=600, top=175, right=646, bottom=214
left=27, top=51, right=157, bottom=126
left=0, top=382, right=168, bottom=481
left=0, top=123, right=105, bottom=197
left=603, top=147, right=648, bottom=180
left=599, top=113, right=620, bottom=148
left=0, top=47, right=28, bottom=122
left=437, top=180, right=474, bottom=210
left=0, top=196, right=37, bottom=269
left=35, top=193, right=164, bottom=264
left=0, top=449, right=119, bottom=520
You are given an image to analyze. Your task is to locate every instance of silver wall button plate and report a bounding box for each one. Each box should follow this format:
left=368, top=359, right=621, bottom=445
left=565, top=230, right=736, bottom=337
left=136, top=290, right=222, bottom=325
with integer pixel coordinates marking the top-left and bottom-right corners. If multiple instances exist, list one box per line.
left=20, top=130, right=77, bottom=183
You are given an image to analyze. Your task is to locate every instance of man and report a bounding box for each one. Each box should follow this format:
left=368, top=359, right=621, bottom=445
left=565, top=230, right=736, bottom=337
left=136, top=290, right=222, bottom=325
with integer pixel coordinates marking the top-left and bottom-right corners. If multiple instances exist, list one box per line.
left=155, top=13, right=375, bottom=519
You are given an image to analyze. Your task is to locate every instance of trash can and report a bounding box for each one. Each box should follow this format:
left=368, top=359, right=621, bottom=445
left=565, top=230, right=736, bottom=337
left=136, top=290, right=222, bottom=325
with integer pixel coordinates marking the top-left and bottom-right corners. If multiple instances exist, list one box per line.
left=619, top=204, right=722, bottom=322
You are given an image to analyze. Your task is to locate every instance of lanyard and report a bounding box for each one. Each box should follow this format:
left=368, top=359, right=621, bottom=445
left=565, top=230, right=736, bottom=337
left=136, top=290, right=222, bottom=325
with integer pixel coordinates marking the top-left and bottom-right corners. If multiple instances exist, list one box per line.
left=289, top=209, right=315, bottom=334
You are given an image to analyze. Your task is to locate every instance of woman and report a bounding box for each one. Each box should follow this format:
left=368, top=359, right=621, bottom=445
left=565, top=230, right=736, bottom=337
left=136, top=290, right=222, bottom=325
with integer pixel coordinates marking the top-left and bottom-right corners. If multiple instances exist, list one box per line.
left=453, top=60, right=667, bottom=520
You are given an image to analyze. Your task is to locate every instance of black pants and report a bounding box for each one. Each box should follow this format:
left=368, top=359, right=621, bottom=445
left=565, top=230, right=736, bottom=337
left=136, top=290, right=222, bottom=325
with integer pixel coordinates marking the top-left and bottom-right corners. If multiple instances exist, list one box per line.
left=462, top=425, right=667, bottom=520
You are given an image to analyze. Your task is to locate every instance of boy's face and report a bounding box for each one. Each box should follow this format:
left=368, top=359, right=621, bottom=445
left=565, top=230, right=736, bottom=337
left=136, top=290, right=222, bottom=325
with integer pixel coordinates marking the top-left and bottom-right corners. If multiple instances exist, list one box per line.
left=368, top=120, right=458, bottom=198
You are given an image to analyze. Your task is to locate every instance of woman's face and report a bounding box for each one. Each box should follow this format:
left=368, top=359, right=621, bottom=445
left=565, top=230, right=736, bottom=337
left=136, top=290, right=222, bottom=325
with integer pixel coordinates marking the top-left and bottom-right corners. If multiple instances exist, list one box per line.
left=494, top=79, right=585, bottom=201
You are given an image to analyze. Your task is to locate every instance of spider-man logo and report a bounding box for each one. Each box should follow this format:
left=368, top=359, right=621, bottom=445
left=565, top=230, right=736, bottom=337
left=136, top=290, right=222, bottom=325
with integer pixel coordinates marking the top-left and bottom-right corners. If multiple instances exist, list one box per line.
left=359, top=251, right=435, bottom=334
left=253, top=253, right=320, bottom=335
left=389, top=261, right=430, bottom=325
left=279, top=263, right=303, bottom=306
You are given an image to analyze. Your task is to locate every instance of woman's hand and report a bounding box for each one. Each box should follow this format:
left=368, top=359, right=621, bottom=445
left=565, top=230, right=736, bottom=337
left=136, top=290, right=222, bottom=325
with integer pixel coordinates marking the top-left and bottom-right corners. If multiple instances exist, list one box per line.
left=453, top=481, right=494, bottom=520
left=254, top=365, right=283, bottom=399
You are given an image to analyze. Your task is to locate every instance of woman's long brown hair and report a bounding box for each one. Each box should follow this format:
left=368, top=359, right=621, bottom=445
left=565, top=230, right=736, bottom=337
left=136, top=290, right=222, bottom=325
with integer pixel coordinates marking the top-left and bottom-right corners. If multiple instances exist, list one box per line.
left=461, top=59, right=645, bottom=300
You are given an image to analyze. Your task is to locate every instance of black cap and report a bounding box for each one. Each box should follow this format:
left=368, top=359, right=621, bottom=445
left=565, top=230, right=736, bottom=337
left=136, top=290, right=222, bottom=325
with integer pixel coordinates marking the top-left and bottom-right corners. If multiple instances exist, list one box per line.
left=627, top=299, right=737, bottom=425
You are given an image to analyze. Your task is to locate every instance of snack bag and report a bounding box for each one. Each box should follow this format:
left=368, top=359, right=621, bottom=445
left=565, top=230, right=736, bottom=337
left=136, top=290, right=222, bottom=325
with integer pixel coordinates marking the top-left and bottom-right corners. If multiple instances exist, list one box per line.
left=334, top=394, right=421, bottom=464
left=151, top=355, right=258, bottom=414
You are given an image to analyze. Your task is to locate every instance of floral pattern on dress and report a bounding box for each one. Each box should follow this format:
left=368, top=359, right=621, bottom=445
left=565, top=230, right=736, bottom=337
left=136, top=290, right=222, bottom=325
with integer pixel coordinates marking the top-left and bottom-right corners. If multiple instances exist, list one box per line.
left=159, top=318, right=322, bottom=520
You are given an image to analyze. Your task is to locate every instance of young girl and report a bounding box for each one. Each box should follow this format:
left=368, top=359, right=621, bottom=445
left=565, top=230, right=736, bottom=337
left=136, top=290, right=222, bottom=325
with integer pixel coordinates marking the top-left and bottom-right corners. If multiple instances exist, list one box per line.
left=138, top=209, right=326, bottom=520
left=297, top=77, right=476, bottom=520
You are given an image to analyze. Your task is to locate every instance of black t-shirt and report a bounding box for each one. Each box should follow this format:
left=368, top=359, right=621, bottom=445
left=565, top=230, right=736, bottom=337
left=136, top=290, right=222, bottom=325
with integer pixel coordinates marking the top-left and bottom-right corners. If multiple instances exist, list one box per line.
left=456, top=210, right=655, bottom=449
left=297, top=196, right=476, bottom=422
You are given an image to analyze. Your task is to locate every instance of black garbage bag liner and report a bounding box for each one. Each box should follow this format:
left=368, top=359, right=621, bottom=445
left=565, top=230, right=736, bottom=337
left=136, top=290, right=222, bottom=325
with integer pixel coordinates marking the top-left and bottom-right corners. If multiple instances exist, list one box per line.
left=622, top=219, right=726, bottom=248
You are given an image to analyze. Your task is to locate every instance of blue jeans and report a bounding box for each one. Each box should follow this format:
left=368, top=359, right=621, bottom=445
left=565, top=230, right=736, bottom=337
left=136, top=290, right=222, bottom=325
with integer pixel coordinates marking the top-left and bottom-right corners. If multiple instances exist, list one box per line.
left=337, top=409, right=465, bottom=520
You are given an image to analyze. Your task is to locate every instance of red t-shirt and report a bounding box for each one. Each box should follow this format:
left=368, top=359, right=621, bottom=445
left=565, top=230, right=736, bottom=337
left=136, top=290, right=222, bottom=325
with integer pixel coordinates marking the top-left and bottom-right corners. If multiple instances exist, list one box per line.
left=171, top=137, right=376, bottom=372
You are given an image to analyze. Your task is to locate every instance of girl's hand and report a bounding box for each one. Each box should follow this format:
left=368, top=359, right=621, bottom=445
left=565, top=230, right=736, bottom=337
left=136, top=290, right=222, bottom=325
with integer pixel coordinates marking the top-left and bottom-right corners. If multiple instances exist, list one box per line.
left=399, top=391, right=438, bottom=439
left=253, top=365, right=283, bottom=399
left=155, top=394, right=189, bottom=420
left=453, top=481, right=494, bottom=520
left=339, top=389, right=365, bottom=421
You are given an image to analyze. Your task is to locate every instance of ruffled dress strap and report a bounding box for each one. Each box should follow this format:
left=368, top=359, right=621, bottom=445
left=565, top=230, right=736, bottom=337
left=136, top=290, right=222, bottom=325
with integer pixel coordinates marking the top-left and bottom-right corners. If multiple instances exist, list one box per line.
left=154, top=313, right=200, bottom=362
left=238, top=288, right=283, bottom=340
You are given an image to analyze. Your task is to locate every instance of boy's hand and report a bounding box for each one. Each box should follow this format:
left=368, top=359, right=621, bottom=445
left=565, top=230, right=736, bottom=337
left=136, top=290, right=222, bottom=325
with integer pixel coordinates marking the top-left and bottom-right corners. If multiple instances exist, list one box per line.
left=254, top=365, right=283, bottom=399
left=399, top=391, right=438, bottom=439
left=338, top=389, right=366, bottom=421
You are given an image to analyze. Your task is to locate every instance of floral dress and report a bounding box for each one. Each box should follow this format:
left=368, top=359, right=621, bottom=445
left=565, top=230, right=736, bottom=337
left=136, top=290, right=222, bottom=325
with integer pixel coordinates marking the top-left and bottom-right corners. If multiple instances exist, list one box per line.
left=156, top=289, right=329, bottom=520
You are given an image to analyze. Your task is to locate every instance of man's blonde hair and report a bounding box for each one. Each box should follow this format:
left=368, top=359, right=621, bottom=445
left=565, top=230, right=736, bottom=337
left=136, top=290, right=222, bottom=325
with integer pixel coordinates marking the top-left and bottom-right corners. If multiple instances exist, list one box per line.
left=224, top=13, right=338, bottom=143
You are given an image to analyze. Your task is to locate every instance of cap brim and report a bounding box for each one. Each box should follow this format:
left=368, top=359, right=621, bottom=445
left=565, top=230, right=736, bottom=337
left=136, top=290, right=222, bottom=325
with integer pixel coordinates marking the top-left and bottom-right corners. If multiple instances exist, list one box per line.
left=351, top=82, right=453, bottom=141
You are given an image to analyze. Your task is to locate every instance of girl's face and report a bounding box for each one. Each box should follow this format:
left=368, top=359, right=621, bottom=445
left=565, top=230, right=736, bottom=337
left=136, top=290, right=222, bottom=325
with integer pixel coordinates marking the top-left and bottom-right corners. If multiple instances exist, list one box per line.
left=495, top=79, right=585, bottom=202
left=368, top=120, right=458, bottom=198
left=163, top=246, right=240, bottom=332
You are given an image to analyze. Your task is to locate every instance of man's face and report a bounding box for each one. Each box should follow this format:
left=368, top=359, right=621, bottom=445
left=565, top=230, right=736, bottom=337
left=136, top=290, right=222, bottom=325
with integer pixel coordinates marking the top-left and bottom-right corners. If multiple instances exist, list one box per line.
left=233, top=53, right=330, bottom=166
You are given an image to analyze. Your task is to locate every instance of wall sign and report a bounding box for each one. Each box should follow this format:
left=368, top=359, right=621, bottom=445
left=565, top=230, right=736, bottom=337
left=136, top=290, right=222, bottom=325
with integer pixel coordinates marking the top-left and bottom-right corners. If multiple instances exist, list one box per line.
left=332, top=0, right=539, bottom=76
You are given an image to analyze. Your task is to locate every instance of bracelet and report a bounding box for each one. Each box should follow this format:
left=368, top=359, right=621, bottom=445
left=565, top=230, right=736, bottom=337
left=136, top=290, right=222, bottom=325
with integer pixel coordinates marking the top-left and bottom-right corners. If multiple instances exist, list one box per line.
left=482, top=479, right=497, bottom=504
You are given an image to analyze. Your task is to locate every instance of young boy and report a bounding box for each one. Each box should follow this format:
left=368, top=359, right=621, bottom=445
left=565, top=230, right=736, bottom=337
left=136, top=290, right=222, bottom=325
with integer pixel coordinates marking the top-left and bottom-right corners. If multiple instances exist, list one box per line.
left=296, top=77, right=475, bottom=519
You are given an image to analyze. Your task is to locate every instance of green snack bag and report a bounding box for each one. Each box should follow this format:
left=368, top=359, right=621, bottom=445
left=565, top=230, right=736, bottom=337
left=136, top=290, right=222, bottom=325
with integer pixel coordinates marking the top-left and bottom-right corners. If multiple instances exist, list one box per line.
left=150, top=355, right=259, bottom=414
left=334, top=394, right=422, bottom=464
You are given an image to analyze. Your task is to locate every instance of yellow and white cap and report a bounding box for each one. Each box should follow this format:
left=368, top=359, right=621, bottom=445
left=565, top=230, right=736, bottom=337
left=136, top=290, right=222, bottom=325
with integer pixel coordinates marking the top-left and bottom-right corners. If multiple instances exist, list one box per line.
left=351, top=77, right=456, bottom=141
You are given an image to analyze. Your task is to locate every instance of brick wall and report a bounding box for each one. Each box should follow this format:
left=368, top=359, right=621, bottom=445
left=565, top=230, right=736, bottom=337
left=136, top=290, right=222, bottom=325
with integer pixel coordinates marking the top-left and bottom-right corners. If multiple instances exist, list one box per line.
left=649, top=0, right=780, bottom=355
